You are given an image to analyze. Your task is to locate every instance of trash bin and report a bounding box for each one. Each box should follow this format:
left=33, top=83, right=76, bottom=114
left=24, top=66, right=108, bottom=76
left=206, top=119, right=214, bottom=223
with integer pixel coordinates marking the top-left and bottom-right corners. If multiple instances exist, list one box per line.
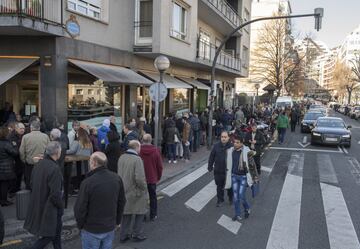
left=16, top=190, right=30, bottom=220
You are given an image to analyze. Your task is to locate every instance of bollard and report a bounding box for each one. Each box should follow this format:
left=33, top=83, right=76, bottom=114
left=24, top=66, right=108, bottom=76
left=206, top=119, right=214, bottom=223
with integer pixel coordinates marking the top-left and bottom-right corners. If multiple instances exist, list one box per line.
left=16, top=190, right=30, bottom=220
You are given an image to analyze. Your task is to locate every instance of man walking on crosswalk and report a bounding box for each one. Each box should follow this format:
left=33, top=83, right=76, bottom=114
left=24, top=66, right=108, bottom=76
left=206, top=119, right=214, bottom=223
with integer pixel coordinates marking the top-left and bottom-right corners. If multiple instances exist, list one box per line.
left=208, top=131, right=233, bottom=207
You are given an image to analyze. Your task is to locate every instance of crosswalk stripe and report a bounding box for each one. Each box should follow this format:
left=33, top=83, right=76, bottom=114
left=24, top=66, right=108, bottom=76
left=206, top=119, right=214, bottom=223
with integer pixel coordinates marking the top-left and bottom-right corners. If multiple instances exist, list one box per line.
left=317, top=154, right=338, bottom=184
left=261, top=166, right=272, bottom=173
left=266, top=153, right=304, bottom=249
left=161, top=164, right=208, bottom=197
left=185, top=180, right=217, bottom=212
left=320, top=183, right=360, bottom=249
left=217, top=214, right=241, bottom=235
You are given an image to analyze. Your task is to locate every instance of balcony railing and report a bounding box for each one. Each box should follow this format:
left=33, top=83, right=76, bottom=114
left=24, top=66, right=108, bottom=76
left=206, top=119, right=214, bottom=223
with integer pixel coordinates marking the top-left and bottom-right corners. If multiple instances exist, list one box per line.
left=197, top=37, right=241, bottom=72
left=206, top=0, right=242, bottom=27
left=0, top=0, right=63, bottom=25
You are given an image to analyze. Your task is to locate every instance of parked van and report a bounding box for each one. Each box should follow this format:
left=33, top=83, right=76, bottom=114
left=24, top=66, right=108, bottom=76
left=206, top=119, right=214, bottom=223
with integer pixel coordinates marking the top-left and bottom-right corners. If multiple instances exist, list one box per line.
left=275, top=96, right=293, bottom=109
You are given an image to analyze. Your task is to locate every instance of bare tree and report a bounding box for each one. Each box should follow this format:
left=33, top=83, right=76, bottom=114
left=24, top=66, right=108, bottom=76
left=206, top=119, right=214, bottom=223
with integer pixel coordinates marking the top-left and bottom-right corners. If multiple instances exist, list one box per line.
left=250, top=14, right=303, bottom=96
left=332, top=60, right=358, bottom=104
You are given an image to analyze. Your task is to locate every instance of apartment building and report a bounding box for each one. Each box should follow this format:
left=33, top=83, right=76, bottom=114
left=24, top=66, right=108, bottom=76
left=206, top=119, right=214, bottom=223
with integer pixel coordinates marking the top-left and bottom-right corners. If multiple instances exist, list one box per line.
left=0, top=0, right=251, bottom=129
left=339, top=24, right=360, bottom=65
left=236, top=0, right=292, bottom=97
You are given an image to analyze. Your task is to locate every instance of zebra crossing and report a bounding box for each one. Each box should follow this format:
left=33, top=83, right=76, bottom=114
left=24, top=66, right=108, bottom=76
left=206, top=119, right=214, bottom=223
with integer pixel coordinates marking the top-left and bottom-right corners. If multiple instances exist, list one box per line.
left=159, top=151, right=360, bottom=249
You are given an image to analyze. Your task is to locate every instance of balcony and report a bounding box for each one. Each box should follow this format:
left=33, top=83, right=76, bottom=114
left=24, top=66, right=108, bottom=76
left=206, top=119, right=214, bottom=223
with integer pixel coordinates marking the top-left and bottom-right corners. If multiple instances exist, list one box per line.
left=0, top=0, right=64, bottom=36
left=196, top=36, right=241, bottom=73
left=199, top=0, right=242, bottom=36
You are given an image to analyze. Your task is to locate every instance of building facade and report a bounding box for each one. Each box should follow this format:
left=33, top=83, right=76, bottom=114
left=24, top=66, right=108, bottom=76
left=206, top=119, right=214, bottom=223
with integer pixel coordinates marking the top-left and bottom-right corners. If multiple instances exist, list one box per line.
left=0, top=0, right=251, bottom=130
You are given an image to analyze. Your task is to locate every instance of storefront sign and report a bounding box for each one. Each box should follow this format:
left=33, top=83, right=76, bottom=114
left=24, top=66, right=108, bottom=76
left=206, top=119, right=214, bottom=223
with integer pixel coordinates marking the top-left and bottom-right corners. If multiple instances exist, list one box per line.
left=66, top=15, right=80, bottom=38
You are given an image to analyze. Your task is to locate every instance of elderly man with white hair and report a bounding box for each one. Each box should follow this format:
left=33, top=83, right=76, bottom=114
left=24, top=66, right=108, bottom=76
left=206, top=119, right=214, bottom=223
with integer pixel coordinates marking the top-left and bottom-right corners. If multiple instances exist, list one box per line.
left=118, top=140, right=147, bottom=243
left=24, top=141, right=64, bottom=249
left=50, top=129, right=67, bottom=172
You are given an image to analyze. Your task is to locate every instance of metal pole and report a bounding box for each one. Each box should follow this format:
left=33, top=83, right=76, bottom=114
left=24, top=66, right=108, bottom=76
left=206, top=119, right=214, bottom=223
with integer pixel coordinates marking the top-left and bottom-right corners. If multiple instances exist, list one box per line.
left=154, top=71, right=163, bottom=148
left=207, top=13, right=320, bottom=149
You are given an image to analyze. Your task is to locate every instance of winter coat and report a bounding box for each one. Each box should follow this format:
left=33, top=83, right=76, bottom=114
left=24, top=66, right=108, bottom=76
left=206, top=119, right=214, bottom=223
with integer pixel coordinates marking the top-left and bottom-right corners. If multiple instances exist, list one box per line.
left=235, top=110, right=245, bottom=123
left=189, top=116, right=201, bottom=132
left=74, top=166, right=126, bottom=234
left=276, top=114, right=289, bottom=129
left=140, top=144, right=163, bottom=184
left=164, top=126, right=181, bottom=144
left=19, top=131, right=49, bottom=165
left=208, top=141, right=233, bottom=175
left=105, top=134, right=122, bottom=173
left=182, top=122, right=192, bottom=143
left=0, top=139, right=18, bottom=180
left=122, top=130, right=139, bottom=151
left=221, top=113, right=233, bottom=126
left=7, top=131, right=23, bottom=174
left=89, top=134, right=100, bottom=152
left=97, top=126, right=110, bottom=151
left=117, top=151, right=147, bottom=215
left=244, top=131, right=266, bottom=154
left=24, top=156, right=63, bottom=237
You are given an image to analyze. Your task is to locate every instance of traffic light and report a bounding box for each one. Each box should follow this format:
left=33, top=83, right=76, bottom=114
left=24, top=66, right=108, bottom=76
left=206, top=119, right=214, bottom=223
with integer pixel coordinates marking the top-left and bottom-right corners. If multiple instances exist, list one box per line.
left=314, top=8, right=324, bottom=31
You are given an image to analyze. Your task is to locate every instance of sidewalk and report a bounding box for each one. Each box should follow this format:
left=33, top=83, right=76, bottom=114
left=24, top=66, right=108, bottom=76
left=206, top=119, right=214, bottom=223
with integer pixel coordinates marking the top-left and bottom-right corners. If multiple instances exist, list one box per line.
left=1, top=145, right=210, bottom=243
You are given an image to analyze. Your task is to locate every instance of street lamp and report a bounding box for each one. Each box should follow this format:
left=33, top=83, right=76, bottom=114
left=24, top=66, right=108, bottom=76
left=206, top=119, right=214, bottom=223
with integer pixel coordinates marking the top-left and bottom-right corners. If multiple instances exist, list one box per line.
left=154, top=55, right=170, bottom=147
left=255, top=83, right=260, bottom=98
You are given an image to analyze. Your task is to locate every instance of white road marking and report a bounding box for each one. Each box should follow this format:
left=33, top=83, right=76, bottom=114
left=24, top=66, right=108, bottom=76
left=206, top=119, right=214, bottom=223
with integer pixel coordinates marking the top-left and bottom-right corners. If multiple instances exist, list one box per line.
left=217, top=214, right=242, bottom=235
left=161, top=164, right=208, bottom=197
left=185, top=180, right=216, bottom=212
left=297, top=142, right=310, bottom=148
left=261, top=151, right=280, bottom=174
left=303, top=136, right=307, bottom=144
left=261, top=166, right=272, bottom=173
left=266, top=153, right=303, bottom=249
left=342, top=146, right=349, bottom=154
left=317, top=154, right=338, bottom=184
left=270, top=147, right=343, bottom=154
left=320, top=183, right=360, bottom=249
left=347, top=157, right=360, bottom=185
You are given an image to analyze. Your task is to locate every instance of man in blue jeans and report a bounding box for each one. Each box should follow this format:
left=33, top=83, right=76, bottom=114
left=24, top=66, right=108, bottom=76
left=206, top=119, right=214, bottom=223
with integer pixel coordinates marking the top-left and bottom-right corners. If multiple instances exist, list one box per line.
left=230, top=136, right=251, bottom=222
left=74, top=152, right=126, bottom=249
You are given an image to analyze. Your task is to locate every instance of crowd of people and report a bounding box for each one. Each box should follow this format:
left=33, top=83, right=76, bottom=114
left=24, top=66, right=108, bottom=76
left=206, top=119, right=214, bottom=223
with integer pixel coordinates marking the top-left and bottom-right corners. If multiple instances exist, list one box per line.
left=0, top=101, right=308, bottom=248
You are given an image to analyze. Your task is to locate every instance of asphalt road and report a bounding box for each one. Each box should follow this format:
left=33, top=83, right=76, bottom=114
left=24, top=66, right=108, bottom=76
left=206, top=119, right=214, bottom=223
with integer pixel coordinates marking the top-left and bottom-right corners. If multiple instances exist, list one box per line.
left=5, top=109, right=360, bottom=249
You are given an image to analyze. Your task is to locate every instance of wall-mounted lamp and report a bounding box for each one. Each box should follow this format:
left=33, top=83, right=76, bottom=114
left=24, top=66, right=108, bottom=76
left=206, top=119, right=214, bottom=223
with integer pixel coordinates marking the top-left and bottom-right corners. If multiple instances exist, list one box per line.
left=44, top=56, right=52, bottom=67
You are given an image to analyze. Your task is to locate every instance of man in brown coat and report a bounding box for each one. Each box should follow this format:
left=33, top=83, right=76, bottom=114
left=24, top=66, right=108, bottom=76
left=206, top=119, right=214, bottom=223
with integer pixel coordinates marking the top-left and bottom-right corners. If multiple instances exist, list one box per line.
left=19, top=120, right=50, bottom=189
left=118, top=140, right=147, bottom=243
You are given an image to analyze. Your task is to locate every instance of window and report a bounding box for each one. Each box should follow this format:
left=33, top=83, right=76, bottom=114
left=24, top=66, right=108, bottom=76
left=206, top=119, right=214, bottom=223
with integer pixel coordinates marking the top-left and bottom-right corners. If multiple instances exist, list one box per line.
left=199, top=31, right=211, bottom=60
left=171, top=2, right=187, bottom=40
left=135, top=0, right=153, bottom=45
left=88, top=89, right=94, bottom=95
left=76, top=89, right=83, bottom=95
left=67, top=0, right=102, bottom=20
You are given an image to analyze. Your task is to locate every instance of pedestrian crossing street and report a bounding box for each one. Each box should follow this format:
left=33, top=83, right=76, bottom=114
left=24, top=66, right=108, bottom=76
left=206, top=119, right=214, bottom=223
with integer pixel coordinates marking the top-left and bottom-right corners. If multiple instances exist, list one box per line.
left=160, top=151, right=360, bottom=249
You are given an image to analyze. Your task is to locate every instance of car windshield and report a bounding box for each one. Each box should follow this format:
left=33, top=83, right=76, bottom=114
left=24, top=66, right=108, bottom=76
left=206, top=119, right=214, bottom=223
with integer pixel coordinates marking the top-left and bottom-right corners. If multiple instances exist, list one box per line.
left=304, top=113, right=323, bottom=120
left=316, top=119, right=345, bottom=128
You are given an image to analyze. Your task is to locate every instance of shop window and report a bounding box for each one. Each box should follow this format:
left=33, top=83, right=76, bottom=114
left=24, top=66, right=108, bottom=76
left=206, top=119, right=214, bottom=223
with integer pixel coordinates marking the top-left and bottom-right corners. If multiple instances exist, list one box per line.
left=173, top=88, right=190, bottom=112
left=68, top=81, right=122, bottom=130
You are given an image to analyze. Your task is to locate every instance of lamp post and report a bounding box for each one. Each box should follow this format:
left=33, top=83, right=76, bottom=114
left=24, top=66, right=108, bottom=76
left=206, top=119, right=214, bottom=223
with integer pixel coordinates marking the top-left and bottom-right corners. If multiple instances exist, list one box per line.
left=207, top=9, right=324, bottom=149
left=154, top=56, right=170, bottom=147
left=255, top=83, right=260, bottom=104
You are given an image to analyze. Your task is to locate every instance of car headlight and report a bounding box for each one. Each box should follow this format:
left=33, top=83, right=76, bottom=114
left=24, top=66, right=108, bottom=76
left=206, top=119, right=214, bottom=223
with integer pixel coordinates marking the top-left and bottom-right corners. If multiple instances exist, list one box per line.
left=342, top=134, right=351, bottom=138
left=312, top=132, right=321, bottom=136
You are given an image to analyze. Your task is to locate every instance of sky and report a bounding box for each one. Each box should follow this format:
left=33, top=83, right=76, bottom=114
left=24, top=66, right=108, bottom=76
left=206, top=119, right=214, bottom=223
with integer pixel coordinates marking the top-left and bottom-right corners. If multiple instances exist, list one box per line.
left=291, top=0, right=360, bottom=48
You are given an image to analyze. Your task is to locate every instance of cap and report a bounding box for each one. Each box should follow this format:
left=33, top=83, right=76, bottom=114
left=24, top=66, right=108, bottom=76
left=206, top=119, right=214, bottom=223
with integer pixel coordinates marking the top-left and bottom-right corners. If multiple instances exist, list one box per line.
left=103, top=119, right=110, bottom=128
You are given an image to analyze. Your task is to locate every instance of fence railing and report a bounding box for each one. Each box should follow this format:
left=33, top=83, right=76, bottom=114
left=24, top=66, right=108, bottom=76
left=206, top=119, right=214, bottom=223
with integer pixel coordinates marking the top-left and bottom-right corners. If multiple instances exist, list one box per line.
left=197, top=37, right=241, bottom=72
left=206, top=0, right=242, bottom=27
left=0, top=0, right=63, bottom=25
left=134, top=21, right=153, bottom=39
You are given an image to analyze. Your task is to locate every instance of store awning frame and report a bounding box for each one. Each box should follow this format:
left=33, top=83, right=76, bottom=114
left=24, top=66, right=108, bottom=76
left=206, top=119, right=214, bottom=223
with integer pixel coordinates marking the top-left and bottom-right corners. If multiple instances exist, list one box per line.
left=177, top=77, right=210, bottom=90
left=140, top=71, right=193, bottom=89
left=68, top=59, right=153, bottom=85
left=0, top=57, right=39, bottom=86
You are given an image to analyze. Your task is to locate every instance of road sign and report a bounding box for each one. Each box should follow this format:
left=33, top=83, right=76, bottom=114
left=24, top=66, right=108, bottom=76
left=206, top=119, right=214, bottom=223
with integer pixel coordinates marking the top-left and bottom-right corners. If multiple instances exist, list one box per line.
left=149, top=83, right=167, bottom=102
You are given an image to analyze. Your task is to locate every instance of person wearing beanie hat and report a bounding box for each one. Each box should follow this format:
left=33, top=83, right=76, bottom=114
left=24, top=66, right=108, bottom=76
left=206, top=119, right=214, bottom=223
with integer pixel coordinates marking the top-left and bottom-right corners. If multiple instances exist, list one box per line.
left=97, top=119, right=111, bottom=152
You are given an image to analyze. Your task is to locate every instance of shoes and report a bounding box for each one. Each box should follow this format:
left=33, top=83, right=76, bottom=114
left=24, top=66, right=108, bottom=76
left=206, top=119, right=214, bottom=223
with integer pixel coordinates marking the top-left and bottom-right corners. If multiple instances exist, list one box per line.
left=245, top=209, right=250, bottom=219
left=150, top=215, right=158, bottom=222
left=168, top=160, right=172, bottom=164
left=132, top=235, right=147, bottom=242
left=173, top=160, right=177, bottom=164
left=120, top=235, right=131, bottom=243
left=216, top=201, right=224, bottom=207
left=232, top=216, right=242, bottom=222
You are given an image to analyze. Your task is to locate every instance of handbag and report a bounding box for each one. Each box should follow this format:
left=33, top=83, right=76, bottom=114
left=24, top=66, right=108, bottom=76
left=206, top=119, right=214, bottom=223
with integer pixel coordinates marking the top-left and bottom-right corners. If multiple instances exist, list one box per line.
left=174, top=134, right=180, bottom=143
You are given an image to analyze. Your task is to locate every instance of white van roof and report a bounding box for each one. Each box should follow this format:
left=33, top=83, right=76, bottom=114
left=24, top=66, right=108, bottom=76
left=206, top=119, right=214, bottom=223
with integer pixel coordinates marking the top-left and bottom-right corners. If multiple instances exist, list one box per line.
left=276, top=96, right=292, bottom=101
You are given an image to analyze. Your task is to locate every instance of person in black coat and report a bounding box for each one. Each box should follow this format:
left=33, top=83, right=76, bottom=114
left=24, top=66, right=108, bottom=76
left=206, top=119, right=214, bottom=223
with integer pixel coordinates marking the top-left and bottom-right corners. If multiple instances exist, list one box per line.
left=208, top=131, right=233, bottom=207
left=244, top=124, right=266, bottom=175
left=0, top=127, right=18, bottom=206
left=74, top=152, right=126, bottom=248
left=24, top=142, right=64, bottom=249
left=122, top=124, right=139, bottom=151
left=105, top=130, right=121, bottom=173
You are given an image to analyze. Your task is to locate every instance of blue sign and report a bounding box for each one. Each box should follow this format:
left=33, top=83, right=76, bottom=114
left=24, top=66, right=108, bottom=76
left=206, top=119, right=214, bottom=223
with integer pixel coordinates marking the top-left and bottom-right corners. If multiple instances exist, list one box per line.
left=66, top=20, right=80, bottom=37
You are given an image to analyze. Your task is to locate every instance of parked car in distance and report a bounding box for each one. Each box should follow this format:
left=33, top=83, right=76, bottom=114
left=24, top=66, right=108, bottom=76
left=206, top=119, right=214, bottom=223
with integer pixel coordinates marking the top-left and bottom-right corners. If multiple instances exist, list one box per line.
left=301, top=111, right=325, bottom=133
left=311, top=117, right=351, bottom=148
left=349, top=106, right=360, bottom=119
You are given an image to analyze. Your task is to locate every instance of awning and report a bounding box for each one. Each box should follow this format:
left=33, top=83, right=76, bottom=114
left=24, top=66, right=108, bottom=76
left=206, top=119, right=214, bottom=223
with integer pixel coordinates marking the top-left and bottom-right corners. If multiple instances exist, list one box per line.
left=141, top=71, right=193, bottom=89
left=68, top=59, right=153, bottom=85
left=0, top=57, right=38, bottom=86
left=177, top=77, right=210, bottom=90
